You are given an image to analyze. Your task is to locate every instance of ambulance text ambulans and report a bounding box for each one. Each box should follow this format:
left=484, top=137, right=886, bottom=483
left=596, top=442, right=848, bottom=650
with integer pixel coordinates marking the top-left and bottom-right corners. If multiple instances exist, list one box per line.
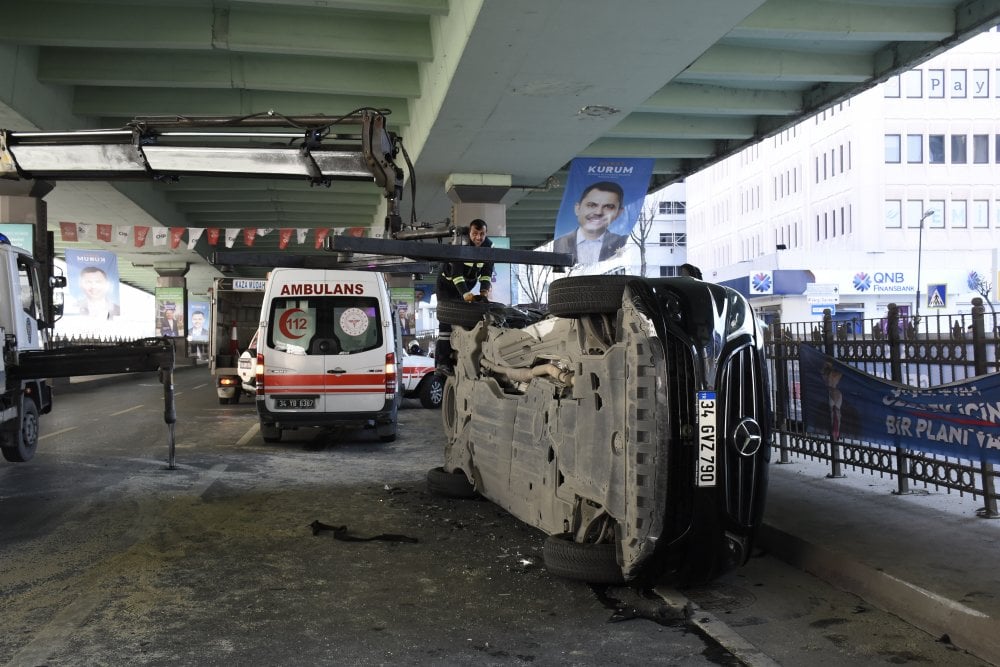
left=254, top=268, right=403, bottom=443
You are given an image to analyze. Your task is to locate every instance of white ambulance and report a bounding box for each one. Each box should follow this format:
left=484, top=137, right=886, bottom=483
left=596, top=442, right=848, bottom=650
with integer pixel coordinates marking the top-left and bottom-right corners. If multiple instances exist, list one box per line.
left=254, top=268, right=402, bottom=443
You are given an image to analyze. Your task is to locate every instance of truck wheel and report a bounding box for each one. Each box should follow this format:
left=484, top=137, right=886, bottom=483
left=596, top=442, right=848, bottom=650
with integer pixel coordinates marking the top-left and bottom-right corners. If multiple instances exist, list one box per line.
left=548, top=275, right=635, bottom=317
left=260, top=422, right=282, bottom=443
left=426, top=466, right=477, bottom=498
left=542, top=533, right=624, bottom=584
left=1, top=398, right=39, bottom=463
left=419, top=373, right=445, bottom=409
left=377, top=419, right=397, bottom=443
left=436, top=300, right=492, bottom=329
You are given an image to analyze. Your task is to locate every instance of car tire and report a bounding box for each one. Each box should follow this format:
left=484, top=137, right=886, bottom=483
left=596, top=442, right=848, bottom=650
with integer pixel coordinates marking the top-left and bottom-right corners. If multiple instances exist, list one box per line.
left=419, top=373, right=445, bottom=409
left=436, top=299, right=492, bottom=329
left=0, top=397, right=39, bottom=463
left=260, top=422, right=282, bottom=443
left=218, top=396, right=230, bottom=405
left=230, top=390, right=240, bottom=405
left=548, top=275, right=635, bottom=317
left=426, top=466, right=477, bottom=498
left=542, top=532, right=624, bottom=584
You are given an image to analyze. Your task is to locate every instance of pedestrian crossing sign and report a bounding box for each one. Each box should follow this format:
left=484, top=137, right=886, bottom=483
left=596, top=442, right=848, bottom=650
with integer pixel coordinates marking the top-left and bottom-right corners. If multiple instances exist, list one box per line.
left=927, top=284, right=946, bottom=309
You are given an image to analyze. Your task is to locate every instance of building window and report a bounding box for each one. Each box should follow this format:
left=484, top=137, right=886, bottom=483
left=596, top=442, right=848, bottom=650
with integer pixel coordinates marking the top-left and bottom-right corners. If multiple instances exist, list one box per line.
left=995, top=135, right=1000, bottom=163
left=929, top=135, right=945, bottom=163
left=885, top=200, right=902, bottom=229
left=928, top=200, right=945, bottom=228
left=906, top=200, right=925, bottom=228
left=950, top=69, right=967, bottom=98
left=973, top=200, right=989, bottom=228
left=659, top=266, right=678, bottom=277
left=657, top=201, right=686, bottom=215
left=906, top=134, right=923, bottom=163
left=903, top=70, right=923, bottom=97
left=974, top=134, right=989, bottom=163
left=951, top=200, right=967, bottom=228
left=884, top=134, right=901, bottom=163
left=928, top=69, right=945, bottom=98
left=974, top=69, right=990, bottom=97
left=884, top=75, right=900, bottom=97
left=951, top=135, right=967, bottom=164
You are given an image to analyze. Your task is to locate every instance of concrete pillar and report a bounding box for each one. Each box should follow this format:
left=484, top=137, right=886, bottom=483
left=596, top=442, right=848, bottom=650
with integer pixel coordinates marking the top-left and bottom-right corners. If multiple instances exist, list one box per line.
left=445, top=173, right=511, bottom=237
left=155, top=263, right=191, bottom=359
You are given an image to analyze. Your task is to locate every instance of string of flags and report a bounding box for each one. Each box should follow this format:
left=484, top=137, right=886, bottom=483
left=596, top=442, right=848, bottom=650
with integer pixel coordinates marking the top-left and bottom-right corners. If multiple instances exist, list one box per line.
left=57, top=222, right=368, bottom=250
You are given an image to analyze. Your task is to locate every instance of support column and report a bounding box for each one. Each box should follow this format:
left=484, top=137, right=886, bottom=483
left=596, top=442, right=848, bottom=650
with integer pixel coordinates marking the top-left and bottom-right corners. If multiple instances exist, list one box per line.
left=154, top=262, right=190, bottom=359
left=445, top=173, right=513, bottom=303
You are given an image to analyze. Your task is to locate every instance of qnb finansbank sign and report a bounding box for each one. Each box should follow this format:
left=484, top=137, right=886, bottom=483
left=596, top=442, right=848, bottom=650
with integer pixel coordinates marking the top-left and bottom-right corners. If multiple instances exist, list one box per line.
left=808, top=270, right=917, bottom=295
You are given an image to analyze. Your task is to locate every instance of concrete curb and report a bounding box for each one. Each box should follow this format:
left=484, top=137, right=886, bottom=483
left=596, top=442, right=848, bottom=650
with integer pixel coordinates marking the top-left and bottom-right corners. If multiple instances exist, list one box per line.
left=758, top=523, right=1000, bottom=665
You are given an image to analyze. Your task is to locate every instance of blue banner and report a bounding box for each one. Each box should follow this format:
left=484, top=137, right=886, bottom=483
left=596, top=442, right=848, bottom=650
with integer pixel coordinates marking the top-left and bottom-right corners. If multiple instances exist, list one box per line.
left=552, top=157, right=654, bottom=266
left=800, top=345, right=1000, bottom=464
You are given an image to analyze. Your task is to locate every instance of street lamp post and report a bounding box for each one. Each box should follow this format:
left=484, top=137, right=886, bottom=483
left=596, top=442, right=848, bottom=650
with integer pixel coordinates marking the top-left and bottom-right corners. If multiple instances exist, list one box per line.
left=915, top=209, right=934, bottom=325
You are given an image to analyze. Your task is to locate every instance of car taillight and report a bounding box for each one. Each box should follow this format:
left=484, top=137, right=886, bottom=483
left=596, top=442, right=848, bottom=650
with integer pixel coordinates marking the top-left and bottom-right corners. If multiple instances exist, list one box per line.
left=256, top=353, right=265, bottom=395
left=385, top=352, right=397, bottom=398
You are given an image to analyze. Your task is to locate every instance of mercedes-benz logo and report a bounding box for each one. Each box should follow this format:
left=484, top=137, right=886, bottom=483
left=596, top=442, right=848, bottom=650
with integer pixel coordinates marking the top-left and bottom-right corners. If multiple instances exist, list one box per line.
left=734, top=418, right=763, bottom=457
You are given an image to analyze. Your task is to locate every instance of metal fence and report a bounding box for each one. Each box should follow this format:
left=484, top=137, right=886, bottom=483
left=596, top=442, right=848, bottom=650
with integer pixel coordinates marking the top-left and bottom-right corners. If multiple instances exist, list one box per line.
left=765, top=297, right=1000, bottom=517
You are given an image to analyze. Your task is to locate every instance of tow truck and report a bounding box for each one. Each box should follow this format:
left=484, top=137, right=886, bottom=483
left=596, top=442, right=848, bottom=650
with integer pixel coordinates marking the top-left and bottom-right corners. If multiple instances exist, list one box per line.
left=1, top=110, right=770, bottom=586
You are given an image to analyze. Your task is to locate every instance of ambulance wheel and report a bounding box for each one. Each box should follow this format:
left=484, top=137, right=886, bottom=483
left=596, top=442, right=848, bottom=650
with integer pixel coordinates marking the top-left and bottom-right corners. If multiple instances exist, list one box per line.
left=419, top=373, right=445, bottom=409
left=261, top=422, right=282, bottom=443
left=377, top=420, right=397, bottom=443
left=1, top=397, right=39, bottom=463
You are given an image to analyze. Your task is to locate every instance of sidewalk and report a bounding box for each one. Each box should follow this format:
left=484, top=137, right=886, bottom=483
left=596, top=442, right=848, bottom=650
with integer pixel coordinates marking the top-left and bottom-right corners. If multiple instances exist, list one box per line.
left=759, top=457, right=1000, bottom=665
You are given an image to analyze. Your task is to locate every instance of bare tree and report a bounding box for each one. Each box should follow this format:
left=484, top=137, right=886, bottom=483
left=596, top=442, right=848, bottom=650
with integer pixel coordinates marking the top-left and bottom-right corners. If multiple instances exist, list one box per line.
left=515, top=263, right=552, bottom=306
left=968, top=270, right=996, bottom=315
left=629, top=200, right=657, bottom=277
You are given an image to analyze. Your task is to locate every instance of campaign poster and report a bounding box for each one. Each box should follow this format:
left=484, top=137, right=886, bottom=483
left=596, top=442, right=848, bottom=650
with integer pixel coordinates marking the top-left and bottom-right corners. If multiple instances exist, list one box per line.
left=551, top=157, right=654, bottom=266
left=799, top=345, right=1000, bottom=464
left=65, top=249, right=121, bottom=321
left=187, top=300, right=210, bottom=343
left=155, top=287, right=185, bottom=338
left=390, top=287, right=416, bottom=336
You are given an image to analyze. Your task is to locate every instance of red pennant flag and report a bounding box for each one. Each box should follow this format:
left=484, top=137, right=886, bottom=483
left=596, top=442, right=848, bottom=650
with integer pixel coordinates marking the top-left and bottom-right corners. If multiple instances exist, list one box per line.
left=96, top=224, right=113, bottom=242
left=134, top=226, right=150, bottom=247
left=206, top=228, right=221, bottom=246
left=314, top=228, right=330, bottom=249
left=59, top=222, right=78, bottom=242
left=243, top=228, right=257, bottom=247
left=279, top=229, right=294, bottom=250
left=170, top=227, right=186, bottom=249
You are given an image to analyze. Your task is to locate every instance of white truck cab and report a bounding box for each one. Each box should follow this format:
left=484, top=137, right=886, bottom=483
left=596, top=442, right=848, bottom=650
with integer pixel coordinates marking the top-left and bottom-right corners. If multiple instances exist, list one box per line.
left=255, top=268, right=402, bottom=443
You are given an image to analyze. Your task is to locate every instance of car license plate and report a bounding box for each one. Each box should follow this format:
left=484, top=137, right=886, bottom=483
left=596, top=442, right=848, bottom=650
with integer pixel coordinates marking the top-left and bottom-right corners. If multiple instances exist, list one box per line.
left=275, top=397, right=315, bottom=409
left=696, top=391, right=717, bottom=487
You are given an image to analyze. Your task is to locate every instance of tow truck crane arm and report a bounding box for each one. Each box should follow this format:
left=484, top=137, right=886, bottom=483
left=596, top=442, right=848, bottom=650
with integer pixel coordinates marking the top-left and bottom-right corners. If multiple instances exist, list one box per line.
left=1, top=109, right=571, bottom=268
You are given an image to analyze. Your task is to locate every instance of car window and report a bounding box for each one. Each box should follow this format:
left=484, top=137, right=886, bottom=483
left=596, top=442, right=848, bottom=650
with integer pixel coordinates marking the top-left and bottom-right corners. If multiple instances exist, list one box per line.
left=267, top=296, right=382, bottom=355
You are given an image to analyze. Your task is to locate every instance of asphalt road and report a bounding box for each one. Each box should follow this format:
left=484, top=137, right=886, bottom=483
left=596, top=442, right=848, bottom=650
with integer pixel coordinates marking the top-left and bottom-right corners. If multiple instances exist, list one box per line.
left=0, top=368, right=987, bottom=666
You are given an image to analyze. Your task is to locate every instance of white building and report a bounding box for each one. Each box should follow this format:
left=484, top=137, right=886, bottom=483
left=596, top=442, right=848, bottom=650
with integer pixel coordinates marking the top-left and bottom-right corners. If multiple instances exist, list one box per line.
left=685, top=27, right=1000, bottom=328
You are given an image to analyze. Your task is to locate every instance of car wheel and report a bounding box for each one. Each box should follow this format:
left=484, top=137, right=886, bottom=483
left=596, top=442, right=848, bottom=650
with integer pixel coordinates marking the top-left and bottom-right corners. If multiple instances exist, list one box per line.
left=260, top=422, right=282, bottom=443
left=426, top=466, right=477, bottom=498
left=230, top=390, right=240, bottom=405
left=436, top=299, right=493, bottom=329
left=542, top=533, right=624, bottom=584
left=548, top=275, right=635, bottom=317
left=419, top=373, right=445, bottom=409
left=0, top=397, right=39, bottom=463
left=218, top=396, right=230, bottom=405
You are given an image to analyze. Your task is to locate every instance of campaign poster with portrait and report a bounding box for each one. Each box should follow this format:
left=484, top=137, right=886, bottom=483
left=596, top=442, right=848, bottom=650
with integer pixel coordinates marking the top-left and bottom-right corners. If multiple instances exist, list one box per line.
left=390, top=287, right=416, bottom=336
left=155, top=287, right=185, bottom=338
left=551, top=158, right=654, bottom=266
left=65, top=249, right=121, bottom=321
left=187, top=300, right=210, bottom=343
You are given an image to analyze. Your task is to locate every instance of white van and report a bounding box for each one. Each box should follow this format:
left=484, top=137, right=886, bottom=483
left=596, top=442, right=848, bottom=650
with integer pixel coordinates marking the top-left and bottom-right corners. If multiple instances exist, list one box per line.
left=254, top=268, right=403, bottom=443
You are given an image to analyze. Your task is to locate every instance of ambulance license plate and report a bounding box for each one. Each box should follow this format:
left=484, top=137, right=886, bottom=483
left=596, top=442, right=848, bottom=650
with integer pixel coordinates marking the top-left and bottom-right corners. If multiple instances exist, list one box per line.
left=275, top=397, right=315, bottom=409
left=696, top=391, right=717, bottom=487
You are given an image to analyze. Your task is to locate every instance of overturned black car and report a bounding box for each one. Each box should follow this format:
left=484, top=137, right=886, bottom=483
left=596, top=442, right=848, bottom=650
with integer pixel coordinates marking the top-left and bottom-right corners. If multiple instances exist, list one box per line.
left=428, top=275, right=771, bottom=585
